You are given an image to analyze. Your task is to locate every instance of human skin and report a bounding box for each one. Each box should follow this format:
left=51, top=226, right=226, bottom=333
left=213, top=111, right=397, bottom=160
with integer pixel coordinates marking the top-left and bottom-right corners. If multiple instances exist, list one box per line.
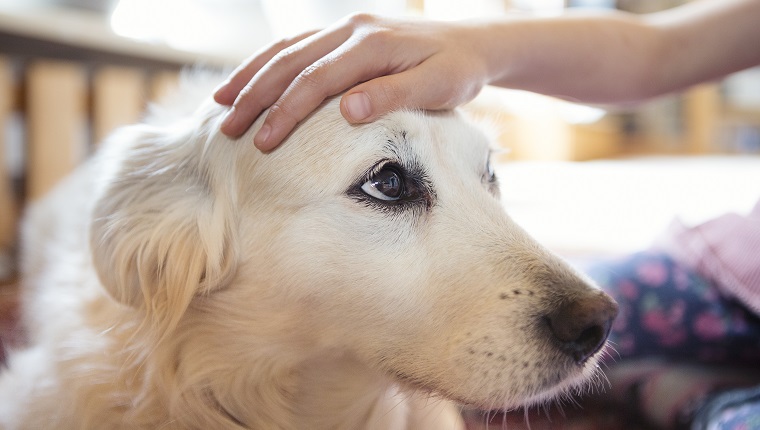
left=213, top=0, right=760, bottom=151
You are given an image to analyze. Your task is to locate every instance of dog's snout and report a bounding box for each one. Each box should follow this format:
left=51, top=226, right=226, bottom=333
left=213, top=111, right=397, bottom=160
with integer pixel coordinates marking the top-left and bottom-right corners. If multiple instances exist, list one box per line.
left=545, top=292, right=618, bottom=364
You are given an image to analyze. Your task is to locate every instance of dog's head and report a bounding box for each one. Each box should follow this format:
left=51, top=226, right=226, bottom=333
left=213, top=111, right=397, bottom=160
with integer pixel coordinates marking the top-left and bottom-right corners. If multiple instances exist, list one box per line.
left=90, top=91, right=616, bottom=411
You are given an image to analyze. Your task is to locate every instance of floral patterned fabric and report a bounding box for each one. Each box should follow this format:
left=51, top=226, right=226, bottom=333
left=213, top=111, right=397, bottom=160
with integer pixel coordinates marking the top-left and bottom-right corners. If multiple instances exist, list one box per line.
left=587, top=252, right=760, bottom=366
left=692, top=386, right=760, bottom=430
left=585, top=248, right=760, bottom=430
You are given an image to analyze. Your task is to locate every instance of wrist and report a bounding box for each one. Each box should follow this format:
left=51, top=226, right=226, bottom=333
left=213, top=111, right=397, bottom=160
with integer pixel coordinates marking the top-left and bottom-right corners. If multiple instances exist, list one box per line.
left=447, top=19, right=521, bottom=89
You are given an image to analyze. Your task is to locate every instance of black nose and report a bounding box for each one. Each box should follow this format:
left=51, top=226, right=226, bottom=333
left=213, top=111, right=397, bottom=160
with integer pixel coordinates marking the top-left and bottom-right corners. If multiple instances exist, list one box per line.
left=546, top=291, right=618, bottom=364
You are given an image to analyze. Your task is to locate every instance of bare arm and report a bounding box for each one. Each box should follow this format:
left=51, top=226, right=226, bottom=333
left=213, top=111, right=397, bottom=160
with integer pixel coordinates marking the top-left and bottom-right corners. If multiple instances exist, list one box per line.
left=214, top=0, right=760, bottom=151
left=214, top=14, right=494, bottom=150
left=488, top=0, right=760, bottom=103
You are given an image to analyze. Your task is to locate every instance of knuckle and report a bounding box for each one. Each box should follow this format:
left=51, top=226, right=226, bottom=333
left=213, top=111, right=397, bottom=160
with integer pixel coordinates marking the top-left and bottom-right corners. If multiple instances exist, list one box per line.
left=345, top=12, right=377, bottom=27
left=237, top=84, right=267, bottom=111
left=282, top=32, right=307, bottom=46
left=270, top=37, right=293, bottom=52
left=268, top=44, right=298, bottom=66
left=359, top=27, right=394, bottom=47
left=291, top=63, right=331, bottom=99
left=270, top=29, right=313, bottom=52
left=266, top=102, right=299, bottom=128
left=264, top=39, right=300, bottom=65
left=267, top=38, right=312, bottom=69
left=341, top=13, right=394, bottom=50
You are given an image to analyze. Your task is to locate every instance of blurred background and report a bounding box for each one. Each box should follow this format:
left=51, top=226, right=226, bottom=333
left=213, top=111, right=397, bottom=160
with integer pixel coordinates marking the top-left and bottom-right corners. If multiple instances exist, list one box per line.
left=0, top=0, right=758, bottom=272
left=1, top=3, right=760, bottom=429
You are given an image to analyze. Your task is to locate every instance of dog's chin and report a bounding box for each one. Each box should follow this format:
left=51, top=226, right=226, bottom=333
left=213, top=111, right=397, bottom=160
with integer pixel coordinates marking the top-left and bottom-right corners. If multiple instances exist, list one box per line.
left=458, top=389, right=564, bottom=429
left=459, top=392, right=568, bottom=430
left=393, top=350, right=603, bottom=430
left=461, top=390, right=557, bottom=430
left=459, top=359, right=603, bottom=430
left=461, top=409, right=520, bottom=430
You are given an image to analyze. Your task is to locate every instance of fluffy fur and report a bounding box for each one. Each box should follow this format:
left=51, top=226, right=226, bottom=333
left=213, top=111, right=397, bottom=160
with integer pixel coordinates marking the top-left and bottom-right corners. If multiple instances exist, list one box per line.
left=0, top=77, right=616, bottom=429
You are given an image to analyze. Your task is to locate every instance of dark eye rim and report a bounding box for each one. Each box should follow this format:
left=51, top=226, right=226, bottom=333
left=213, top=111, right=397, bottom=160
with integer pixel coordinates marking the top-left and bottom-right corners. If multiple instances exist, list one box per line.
left=363, top=164, right=405, bottom=201
left=347, top=160, right=428, bottom=209
left=483, top=158, right=500, bottom=196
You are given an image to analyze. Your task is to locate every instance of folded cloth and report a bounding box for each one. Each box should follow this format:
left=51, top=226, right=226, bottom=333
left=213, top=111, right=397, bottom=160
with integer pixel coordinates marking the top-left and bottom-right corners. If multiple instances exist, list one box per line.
left=656, top=199, right=760, bottom=316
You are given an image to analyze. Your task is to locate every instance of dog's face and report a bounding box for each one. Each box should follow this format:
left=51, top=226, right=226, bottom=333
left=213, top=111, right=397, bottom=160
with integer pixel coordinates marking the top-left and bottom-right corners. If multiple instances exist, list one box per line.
left=90, top=96, right=616, bottom=412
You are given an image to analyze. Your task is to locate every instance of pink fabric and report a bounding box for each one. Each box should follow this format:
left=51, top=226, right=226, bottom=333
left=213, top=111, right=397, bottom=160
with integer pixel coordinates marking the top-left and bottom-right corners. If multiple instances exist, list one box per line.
left=656, top=199, right=760, bottom=316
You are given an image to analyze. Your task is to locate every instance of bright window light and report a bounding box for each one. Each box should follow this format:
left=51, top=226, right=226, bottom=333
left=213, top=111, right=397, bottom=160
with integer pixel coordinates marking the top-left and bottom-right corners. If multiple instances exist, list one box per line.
left=110, top=0, right=270, bottom=59
left=260, top=0, right=407, bottom=39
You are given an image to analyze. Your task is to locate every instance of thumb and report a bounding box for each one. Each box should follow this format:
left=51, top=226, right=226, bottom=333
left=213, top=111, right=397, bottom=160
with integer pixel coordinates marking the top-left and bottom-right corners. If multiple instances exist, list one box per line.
left=340, top=66, right=476, bottom=124
left=339, top=71, right=421, bottom=123
left=340, top=91, right=375, bottom=123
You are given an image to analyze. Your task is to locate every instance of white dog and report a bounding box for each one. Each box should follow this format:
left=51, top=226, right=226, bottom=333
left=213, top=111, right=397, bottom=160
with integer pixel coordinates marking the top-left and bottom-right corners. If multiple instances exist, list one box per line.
left=0, top=77, right=617, bottom=429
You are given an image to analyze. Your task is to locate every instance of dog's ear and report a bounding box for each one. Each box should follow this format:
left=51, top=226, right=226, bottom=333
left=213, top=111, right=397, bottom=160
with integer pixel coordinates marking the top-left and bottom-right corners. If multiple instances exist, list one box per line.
left=90, top=123, right=238, bottom=336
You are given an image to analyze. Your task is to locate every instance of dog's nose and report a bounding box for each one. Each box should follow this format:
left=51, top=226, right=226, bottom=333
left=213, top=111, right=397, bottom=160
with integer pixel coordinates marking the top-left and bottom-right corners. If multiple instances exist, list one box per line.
left=546, top=292, right=618, bottom=364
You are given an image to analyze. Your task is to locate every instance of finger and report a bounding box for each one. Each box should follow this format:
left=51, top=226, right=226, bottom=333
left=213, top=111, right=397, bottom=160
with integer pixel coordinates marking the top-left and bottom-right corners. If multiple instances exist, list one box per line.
left=252, top=38, right=406, bottom=151
left=340, top=59, right=483, bottom=124
left=213, top=31, right=318, bottom=106
left=220, top=25, right=356, bottom=138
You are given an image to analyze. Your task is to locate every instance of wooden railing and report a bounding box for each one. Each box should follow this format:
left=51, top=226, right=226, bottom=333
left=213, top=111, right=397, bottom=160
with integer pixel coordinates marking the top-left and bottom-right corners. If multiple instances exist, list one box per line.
left=0, top=6, right=238, bottom=282
left=0, top=56, right=184, bottom=281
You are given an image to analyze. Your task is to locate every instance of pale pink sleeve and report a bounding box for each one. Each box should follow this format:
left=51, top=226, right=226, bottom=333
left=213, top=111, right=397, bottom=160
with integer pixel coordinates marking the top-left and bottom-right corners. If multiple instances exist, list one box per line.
left=656, top=199, right=760, bottom=316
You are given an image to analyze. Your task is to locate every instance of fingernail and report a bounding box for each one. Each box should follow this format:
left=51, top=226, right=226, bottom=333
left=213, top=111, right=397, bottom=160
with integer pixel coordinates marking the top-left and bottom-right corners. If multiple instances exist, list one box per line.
left=221, top=107, right=236, bottom=130
left=344, top=92, right=371, bottom=121
left=254, top=123, right=271, bottom=149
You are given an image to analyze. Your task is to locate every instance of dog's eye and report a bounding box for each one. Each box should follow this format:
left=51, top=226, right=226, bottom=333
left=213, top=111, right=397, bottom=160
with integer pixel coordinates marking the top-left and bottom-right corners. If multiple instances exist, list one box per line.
left=483, top=158, right=500, bottom=197
left=483, top=159, right=497, bottom=186
left=349, top=161, right=431, bottom=210
left=486, top=159, right=495, bottom=183
left=361, top=166, right=404, bottom=201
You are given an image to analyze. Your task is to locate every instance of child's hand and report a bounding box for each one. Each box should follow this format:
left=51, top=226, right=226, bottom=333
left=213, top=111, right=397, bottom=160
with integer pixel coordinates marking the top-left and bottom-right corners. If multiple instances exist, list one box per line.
left=213, top=13, right=490, bottom=151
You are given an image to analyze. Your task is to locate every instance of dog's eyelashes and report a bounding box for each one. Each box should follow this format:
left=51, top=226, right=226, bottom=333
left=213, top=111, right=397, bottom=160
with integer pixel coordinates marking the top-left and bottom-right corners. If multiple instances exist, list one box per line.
left=483, top=158, right=500, bottom=196
left=486, top=159, right=495, bottom=183
left=349, top=161, right=431, bottom=211
left=361, top=166, right=404, bottom=201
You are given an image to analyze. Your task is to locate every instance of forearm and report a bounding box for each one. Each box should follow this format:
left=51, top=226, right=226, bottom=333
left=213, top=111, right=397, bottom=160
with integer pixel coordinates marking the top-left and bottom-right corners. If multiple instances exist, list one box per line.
left=648, top=0, right=760, bottom=97
left=476, top=0, right=760, bottom=104
left=484, top=12, right=663, bottom=103
left=214, top=0, right=760, bottom=150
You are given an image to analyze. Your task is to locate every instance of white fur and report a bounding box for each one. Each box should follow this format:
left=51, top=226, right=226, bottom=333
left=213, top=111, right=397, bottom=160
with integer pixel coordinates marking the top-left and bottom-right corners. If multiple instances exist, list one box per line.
left=0, top=78, right=614, bottom=429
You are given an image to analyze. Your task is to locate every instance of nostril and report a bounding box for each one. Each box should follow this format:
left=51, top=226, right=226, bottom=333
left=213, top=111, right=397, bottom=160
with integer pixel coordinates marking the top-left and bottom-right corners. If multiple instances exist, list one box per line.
left=572, top=322, right=609, bottom=362
left=546, top=293, right=618, bottom=364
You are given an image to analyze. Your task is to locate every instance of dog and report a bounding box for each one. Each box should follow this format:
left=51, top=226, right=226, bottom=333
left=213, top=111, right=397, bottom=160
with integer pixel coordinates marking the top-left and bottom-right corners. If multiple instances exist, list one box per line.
left=0, top=75, right=617, bottom=429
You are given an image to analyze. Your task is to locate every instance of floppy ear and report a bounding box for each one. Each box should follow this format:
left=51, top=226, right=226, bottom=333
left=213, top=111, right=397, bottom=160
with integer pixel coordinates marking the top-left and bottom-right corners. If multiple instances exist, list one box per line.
left=90, top=124, right=238, bottom=336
